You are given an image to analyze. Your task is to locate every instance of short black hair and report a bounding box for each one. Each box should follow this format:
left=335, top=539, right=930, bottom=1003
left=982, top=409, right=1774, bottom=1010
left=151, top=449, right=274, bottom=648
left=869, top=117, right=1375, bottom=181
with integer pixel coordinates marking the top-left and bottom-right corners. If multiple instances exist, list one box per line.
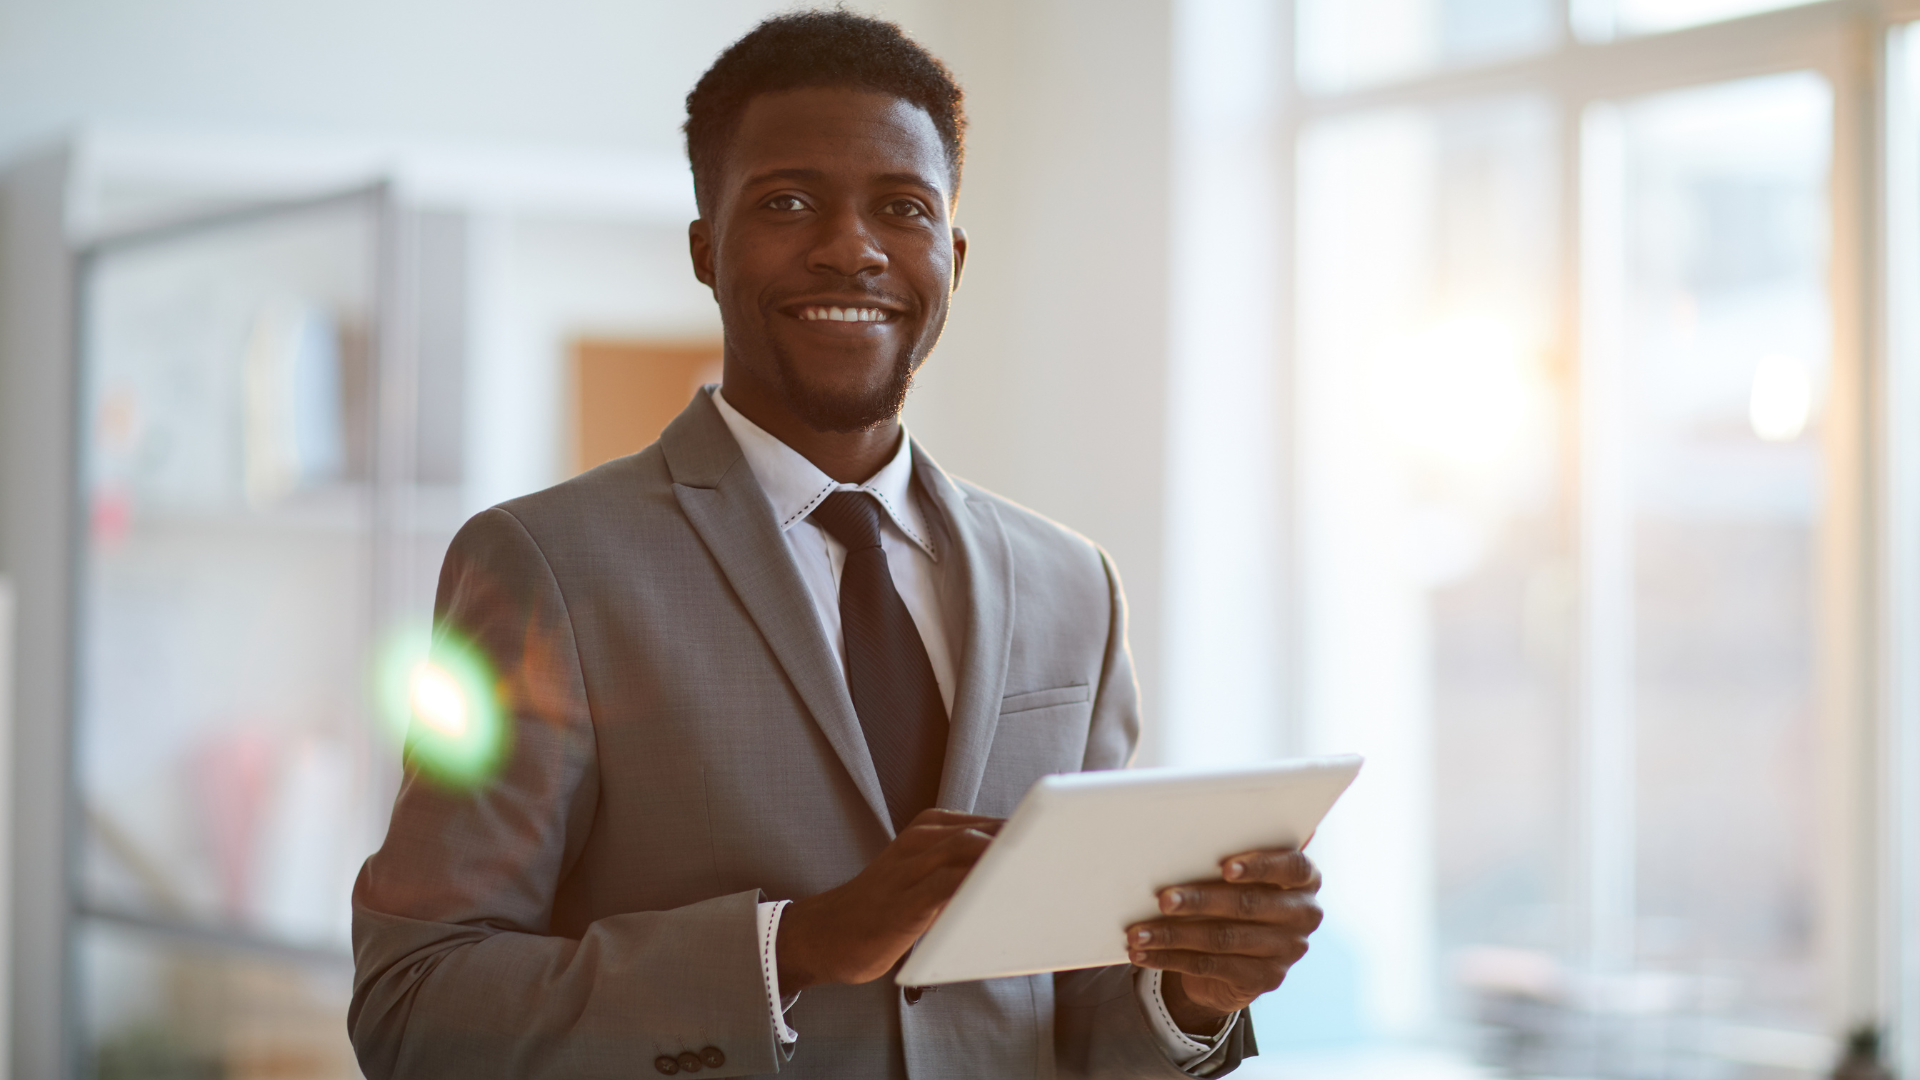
left=684, top=10, right=966, bottom=218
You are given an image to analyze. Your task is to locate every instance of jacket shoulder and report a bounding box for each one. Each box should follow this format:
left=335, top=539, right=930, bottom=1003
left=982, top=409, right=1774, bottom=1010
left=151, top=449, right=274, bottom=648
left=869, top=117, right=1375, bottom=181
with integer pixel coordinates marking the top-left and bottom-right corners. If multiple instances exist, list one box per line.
left=472, top=444, right=677, bottom=539
left=948, top=478, right=1117, bottom=582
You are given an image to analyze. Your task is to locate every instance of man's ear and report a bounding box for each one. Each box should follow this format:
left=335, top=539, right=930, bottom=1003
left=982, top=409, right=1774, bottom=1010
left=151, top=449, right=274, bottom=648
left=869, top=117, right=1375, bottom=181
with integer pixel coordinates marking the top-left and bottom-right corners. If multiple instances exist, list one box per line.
left=950, top=225, right=968, bottom=292
left=689, top=219, right=718, bottom=298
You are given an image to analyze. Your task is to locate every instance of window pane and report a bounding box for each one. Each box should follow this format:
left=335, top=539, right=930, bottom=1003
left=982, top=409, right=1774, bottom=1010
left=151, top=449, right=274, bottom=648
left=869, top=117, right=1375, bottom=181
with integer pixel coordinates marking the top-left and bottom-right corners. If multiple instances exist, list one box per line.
left=1572, top=0, right=1824, bottom=41
left=1280, top=95, right=1568, bottom=1073
left=1286, top=69, right=1842, bottom=1080
left=1582, top=69, right=1834, bottom=1067
left=1296, top=0, right=1558, bottom=95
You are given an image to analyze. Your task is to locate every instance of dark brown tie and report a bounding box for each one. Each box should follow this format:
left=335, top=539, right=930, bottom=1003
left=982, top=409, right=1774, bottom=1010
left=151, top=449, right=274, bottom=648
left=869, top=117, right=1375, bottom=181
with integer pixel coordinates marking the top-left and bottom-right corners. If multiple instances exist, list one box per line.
left=810, top=491, right=948, bottom=832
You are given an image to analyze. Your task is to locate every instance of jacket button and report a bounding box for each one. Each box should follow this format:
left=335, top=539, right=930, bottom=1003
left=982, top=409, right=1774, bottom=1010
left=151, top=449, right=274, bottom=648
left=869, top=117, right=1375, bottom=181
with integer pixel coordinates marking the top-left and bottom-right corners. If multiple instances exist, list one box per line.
left=678, top=1051, right=704, bottom=1073
left=904, top=986, right=925, bottom=1005
left=700, top=1047, right=726, bottom=1068
left=654, top=1057, right=679, bottom=1075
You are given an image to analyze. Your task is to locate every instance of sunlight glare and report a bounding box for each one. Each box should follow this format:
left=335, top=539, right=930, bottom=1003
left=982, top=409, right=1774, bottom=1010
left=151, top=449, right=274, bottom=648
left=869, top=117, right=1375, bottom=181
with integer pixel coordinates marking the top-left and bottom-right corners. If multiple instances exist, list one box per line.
left=1749, top=354, right=1811, bottom=442
left=1379, top=315, right=1538, bottom=473
left=408, top=661, right=469, bottom=738
left=375, top=623, right=507, bottom=790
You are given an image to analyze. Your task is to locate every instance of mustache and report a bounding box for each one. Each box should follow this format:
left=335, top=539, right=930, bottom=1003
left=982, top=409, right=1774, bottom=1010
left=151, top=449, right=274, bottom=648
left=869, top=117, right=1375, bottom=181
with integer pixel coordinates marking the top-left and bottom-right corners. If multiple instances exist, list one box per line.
left=766, top=277, right=914, bottom=311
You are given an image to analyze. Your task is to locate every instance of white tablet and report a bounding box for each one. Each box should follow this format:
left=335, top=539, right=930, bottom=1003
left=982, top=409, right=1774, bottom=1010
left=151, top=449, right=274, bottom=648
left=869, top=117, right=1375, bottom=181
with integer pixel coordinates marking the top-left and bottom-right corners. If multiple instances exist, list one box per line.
left=895, top=755, right=1363, bottom=987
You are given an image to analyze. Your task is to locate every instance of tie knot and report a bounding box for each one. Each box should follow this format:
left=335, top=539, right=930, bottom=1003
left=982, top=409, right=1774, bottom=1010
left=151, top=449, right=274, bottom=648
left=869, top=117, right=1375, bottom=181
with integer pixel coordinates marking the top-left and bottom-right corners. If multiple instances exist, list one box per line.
left=811, top=491, right=885, bottom=551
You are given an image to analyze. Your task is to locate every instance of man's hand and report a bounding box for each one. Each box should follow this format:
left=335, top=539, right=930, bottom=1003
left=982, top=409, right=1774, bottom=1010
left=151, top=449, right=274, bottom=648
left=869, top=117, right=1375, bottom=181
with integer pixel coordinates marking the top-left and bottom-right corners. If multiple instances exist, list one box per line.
left=1126, top=848, right=1323, bottom=1033
left=776, top=808, right=1002, bottom=996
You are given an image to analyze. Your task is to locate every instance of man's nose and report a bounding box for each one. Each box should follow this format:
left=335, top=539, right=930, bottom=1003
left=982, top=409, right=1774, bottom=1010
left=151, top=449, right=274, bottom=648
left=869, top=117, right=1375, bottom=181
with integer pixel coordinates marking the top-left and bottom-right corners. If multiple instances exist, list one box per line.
left=807, top=206, right=888, bottom=278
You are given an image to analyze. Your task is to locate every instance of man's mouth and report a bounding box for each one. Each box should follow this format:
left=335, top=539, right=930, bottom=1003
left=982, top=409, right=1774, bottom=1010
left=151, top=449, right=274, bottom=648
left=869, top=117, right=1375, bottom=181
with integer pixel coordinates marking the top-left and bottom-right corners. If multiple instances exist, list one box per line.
left=795, top=305, right=894, bottom=323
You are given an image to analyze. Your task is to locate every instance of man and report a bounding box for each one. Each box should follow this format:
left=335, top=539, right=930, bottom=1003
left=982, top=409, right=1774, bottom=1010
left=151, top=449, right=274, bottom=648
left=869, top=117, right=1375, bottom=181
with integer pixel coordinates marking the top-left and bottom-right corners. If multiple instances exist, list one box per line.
left=350, top=12, right=1322, bottom=1079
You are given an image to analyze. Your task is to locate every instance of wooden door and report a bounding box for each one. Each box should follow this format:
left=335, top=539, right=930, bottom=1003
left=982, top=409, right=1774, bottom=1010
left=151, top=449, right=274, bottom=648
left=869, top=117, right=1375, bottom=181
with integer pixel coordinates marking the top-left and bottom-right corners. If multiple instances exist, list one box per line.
left=570, top=338, right=723, bottom=474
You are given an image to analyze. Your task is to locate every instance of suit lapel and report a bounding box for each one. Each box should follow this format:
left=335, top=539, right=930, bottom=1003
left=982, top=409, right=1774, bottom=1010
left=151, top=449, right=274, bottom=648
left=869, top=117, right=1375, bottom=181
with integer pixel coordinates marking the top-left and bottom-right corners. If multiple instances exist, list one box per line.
left=913, top=447, right=1016, bottom=815
left=661, top=392, right=895, bottom=835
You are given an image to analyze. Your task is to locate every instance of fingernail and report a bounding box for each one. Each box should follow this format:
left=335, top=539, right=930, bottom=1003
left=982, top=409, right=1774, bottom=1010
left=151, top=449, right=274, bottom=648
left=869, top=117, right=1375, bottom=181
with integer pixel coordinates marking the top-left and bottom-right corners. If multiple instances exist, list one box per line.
left=1227, top=860, right=1246, bottom=880
left=1130, top=951, right=1147, bottom=963
left=1134, top=929, right=1152, bottom=945
left=1164, top=890, right=1183, bottom=911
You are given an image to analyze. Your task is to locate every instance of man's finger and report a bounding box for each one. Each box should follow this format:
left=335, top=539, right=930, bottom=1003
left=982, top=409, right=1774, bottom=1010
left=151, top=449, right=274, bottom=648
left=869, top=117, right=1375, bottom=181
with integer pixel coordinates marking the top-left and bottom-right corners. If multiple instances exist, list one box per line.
left=1219, top=849, right=1319, bottom=890
left=935, top=826, right=997, bottom=860
left=906, top=808, right=1006, bottom=831
left=1124, top=949, right=1291, bottom=998
left=890, top=818, right=1003, bottom=856
left=901, top=826, right=995, bottom=874
left=1156, top=883, right=1324, bottom=927
left=1125, top=918, right=1301, bottom=959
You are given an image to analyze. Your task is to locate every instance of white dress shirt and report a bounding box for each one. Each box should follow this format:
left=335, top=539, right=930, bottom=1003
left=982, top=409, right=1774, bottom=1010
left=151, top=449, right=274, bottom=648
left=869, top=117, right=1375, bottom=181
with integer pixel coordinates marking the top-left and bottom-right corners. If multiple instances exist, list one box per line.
left=710, top=388, right=1237, bottom=1074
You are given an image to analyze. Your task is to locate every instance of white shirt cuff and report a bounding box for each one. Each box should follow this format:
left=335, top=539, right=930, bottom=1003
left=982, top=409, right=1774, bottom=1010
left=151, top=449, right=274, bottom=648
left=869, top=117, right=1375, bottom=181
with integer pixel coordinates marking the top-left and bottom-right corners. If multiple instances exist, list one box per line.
left=1135, top=967, right=1240, bottom=1075
left=756, top=900, right=799, bottom=1045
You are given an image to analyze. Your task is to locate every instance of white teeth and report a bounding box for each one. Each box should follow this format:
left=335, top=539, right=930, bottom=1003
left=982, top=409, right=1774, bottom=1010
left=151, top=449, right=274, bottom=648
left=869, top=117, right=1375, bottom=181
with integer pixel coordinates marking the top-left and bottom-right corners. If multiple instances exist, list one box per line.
left=801, top=306, right=888, bottom=322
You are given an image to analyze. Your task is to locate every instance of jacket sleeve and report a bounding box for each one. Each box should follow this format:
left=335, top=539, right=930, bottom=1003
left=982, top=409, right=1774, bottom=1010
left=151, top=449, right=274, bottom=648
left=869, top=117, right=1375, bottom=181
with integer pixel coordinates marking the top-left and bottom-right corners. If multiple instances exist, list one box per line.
left=1052, top=550, right=1258, bottom=1079
left=348, top=507, right=780, bottom=1080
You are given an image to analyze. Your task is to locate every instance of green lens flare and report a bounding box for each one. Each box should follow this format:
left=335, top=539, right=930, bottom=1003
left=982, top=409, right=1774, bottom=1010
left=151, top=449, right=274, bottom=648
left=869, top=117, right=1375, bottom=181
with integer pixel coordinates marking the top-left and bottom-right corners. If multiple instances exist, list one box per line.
left=375, top=622, right=508, bottom=790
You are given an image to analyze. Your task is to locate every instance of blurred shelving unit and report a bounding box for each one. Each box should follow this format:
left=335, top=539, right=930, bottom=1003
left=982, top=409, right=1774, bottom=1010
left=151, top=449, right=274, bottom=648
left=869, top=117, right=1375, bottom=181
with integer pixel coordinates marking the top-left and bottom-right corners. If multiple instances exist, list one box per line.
left=0, top=127, right=715, bottom=1080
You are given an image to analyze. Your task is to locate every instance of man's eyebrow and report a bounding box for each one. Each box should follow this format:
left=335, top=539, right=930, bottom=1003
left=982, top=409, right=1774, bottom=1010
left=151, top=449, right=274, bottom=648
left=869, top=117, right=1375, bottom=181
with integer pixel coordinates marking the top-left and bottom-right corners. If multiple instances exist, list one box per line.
left=871, top=171, right=945, bottom=195
left=741, top=167, right=947, bottom=196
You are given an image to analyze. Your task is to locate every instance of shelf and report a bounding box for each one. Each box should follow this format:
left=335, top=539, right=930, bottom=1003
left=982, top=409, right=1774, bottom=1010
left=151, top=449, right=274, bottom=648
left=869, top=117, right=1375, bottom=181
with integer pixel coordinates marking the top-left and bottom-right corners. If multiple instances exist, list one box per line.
left=94, top=482, right=470, bottom=540
left=76, top=904, right=354, bottom=969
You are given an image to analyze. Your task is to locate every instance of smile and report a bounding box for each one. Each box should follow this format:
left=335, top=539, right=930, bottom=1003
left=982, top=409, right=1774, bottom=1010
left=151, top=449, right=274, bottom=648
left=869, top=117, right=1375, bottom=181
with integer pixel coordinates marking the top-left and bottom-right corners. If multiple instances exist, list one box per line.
left=796, top=306, right=893, bottom=323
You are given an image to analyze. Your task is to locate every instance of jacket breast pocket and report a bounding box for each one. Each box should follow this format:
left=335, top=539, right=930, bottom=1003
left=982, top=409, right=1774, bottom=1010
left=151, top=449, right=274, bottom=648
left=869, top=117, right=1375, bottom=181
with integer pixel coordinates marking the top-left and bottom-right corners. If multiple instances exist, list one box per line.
left=998, top=683, right=1090, bottom=715
left=975, top=683, right=1096, bottom=817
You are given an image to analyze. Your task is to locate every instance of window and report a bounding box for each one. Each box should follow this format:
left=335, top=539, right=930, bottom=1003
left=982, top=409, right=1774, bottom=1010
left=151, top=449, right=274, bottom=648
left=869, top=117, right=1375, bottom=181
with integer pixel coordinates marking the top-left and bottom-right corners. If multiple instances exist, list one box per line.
left=1581, top=70, right=1833, bottom=1040
left=1295, top=0, right=1559, bottom=94
left=1572, top=0, right=1825, bottom=39
left=1261, top=3, right=1904, bottom=1077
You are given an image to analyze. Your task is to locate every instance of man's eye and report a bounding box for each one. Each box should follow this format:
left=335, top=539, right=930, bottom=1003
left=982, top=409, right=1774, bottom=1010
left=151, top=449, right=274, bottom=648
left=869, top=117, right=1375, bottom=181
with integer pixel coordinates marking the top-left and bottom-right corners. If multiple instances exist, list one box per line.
left=766, top=195, right=807, bottom=212
left=883, top=200, right=926, bottom=218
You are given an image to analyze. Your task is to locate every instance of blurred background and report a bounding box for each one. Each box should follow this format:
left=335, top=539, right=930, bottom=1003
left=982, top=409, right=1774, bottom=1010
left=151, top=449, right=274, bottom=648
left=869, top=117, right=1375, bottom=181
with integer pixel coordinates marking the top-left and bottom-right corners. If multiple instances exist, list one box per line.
left=2, top=0, right=1920, bottom=1077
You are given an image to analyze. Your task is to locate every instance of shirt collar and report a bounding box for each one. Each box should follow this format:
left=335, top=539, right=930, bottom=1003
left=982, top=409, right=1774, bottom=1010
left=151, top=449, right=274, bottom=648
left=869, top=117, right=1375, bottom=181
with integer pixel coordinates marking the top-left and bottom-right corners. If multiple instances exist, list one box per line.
left=710, top=387, right=937, bottom=559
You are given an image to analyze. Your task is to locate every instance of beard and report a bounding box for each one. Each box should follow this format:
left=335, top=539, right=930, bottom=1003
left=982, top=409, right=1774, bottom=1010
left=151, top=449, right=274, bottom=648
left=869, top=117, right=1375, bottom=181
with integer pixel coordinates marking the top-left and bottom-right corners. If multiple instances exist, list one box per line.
left=768, top=335, right=923, bottom=434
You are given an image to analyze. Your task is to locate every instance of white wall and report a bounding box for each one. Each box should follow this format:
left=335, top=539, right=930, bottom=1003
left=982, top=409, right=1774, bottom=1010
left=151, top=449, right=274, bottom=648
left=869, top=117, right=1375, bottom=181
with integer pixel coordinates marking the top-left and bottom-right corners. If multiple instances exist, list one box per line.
left=0, top=0, right=786, bottom=162
left=463, top=215, right=720, bottom=514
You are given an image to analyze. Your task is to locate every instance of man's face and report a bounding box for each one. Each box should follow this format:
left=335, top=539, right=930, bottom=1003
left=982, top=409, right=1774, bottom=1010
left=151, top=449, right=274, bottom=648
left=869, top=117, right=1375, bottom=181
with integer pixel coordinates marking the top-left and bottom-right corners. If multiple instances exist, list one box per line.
left=691, top=86, right=966, bottom=433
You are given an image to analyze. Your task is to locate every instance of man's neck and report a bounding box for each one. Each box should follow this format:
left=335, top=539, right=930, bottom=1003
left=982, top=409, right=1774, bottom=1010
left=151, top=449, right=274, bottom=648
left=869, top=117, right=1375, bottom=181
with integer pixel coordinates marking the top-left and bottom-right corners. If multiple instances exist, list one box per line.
left=718, top=376, right=902, bottom=484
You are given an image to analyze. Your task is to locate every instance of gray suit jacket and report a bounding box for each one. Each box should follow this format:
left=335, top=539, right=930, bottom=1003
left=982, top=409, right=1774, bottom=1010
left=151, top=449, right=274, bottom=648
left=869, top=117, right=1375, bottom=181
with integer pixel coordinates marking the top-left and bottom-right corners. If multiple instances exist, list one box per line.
left=349, top=391, right=1255, bottom=1078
